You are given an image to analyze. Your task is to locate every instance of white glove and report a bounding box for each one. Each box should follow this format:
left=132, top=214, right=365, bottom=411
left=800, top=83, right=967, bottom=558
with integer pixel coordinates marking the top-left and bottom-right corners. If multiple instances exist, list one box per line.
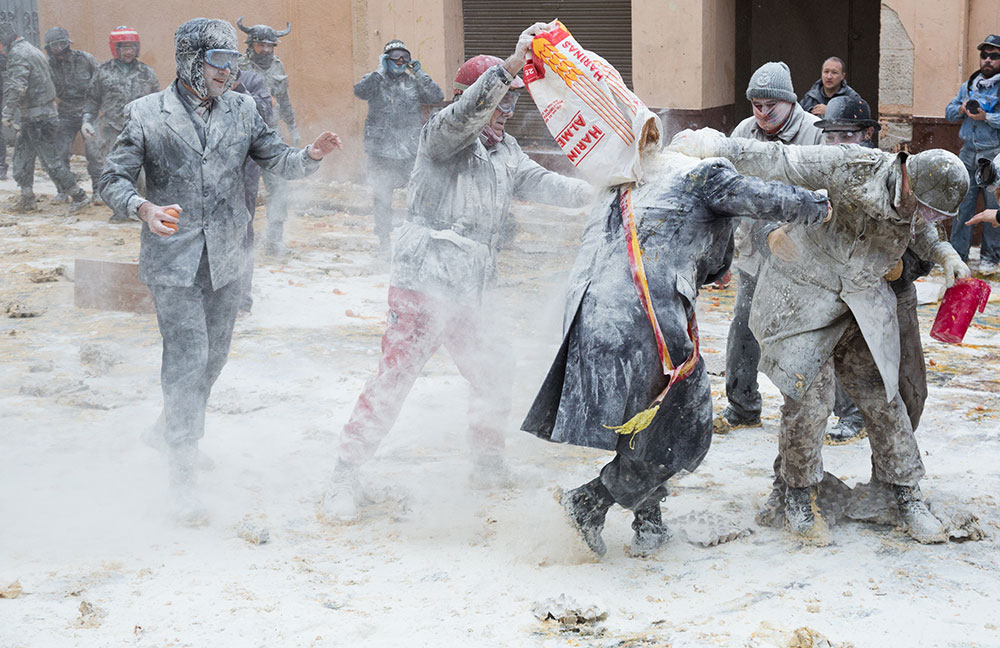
left=932, top=242, right=970, bottom=288
left=666, top=128, right=726, bottom=158
left=81, top=121, right=96, bottom=139
left=507, top=21, right=557, bottom=72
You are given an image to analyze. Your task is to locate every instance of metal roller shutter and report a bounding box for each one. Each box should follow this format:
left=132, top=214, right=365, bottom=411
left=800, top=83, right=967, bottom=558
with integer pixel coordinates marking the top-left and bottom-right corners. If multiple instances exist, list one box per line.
left=462, top=0, right=632, bottom=149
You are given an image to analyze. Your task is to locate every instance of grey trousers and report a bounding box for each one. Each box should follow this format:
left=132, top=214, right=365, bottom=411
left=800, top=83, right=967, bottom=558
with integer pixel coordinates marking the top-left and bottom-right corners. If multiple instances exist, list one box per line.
left=776, top=313, right=925, bottom=489
left=368, top=155, right=414, bottom=241
left=12, top=117, right=79, bottom=193
left=148, top=248, right=243, bottom=448
left=56, top=114, right=102, bottom=184
left=725, top=270, right=762, bottom=418
left=834, top=282, right=926, bottom=431
left=262, top=169, right=289, bottom=246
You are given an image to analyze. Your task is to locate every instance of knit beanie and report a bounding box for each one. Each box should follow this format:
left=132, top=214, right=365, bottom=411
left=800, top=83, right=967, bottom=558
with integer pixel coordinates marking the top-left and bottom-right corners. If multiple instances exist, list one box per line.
left=746, top=61, right=797, bottom=103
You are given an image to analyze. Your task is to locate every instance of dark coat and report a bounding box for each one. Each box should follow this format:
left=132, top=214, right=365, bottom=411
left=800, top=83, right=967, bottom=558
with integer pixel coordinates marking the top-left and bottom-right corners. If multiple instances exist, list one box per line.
left=522, top=153, right=828, bottom=471
left=354, top=67, right=443, bottom=160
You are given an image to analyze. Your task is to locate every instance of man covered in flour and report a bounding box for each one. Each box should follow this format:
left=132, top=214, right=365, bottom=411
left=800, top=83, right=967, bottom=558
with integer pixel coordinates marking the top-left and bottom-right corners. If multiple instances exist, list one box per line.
left=668, top=128, right=970, bottom=545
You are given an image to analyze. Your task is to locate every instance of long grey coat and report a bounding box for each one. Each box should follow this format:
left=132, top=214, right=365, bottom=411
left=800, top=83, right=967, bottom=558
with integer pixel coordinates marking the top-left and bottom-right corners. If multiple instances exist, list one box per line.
left=693, top=138, right=945, bottom=401
left=522, top=153, right=828, bottom=469
left=100, top=81, right=321, bottom=289
left=392, top=64, right=590, bottom=306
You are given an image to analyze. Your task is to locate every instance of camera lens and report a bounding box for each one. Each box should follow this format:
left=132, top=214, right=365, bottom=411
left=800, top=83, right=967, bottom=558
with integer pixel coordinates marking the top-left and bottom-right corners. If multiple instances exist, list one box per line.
left=967, top=99, right=981, bottom=114
left=976, top=157, right=997, bottom=188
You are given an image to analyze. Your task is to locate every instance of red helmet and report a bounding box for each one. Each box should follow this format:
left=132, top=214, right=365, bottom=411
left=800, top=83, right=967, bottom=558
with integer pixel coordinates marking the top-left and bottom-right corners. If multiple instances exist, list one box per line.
left=453, top=54, right=525, bottom=95
left=109, top=26, right=140, bottom=58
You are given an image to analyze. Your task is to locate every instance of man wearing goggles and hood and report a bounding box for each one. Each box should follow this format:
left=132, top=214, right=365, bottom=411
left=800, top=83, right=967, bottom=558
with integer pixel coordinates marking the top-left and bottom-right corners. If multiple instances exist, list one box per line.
left=354, top=39, right=443, bottom=254
left=670, top=128, right=970, bottom=546
left=238, top=17, right=299, bottom=256
left=100, top=17, right=342, bottom=526
left=322, top=23, right=593, bottom=523
left=82, top=26, right=159, bottom=219
left=44, top=27, right=101, bottom=204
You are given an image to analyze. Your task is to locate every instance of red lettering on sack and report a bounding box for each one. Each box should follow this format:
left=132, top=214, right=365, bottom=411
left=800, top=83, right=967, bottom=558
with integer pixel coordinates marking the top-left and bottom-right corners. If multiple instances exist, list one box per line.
left=556, top=111, right=588, bottom=147
left=560, top=41, right=605, bottom=81
left=564, top=125, right=605, bottom=166
left=541, top=99, right=564, bottom=123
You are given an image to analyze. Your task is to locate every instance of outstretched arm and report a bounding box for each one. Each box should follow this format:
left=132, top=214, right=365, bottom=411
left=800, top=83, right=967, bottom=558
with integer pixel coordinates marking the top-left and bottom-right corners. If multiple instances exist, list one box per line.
left=697, top=159, right=829, bottom=225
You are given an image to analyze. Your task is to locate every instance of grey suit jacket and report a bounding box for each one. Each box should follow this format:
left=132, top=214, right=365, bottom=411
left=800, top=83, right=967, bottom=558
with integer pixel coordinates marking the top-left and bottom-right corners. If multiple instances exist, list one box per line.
left=100, top=81, right=320, bottom=289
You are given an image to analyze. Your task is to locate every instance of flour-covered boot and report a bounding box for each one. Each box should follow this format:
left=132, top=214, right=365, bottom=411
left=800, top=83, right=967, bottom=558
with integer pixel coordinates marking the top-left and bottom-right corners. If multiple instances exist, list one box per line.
left=321, top=460, right=360, bottom=522
left=784, top=486, right=830, bottom=545
left=894, top=485, right=947, bottom=544
left=557, top=478, right=615, bottom=557
left=68, top=187, right=88, bottom=213
left=168, top=443, right=208, bottom=527
left=626, top=492, right=672, bottom=558
left=15, top=187, right=35, bottom=211
left=827, top=414, right=865, bottom=443
left=756, top=484, right=784, bottom=527
left=90, top=180, right=104, bottom=206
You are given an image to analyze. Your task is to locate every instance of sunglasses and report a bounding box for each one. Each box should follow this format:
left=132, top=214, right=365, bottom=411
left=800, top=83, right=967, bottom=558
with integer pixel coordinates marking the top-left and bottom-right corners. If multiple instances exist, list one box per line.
left=204, top=48, right=242, bottom=70
left=981, top=51, right=1000, bottom=61
left=388, top=53, right=411, bottom=64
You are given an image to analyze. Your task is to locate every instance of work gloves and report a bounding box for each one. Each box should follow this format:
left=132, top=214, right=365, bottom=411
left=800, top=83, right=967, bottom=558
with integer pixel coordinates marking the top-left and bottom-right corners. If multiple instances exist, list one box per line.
left=931, top=241, right=970, bottom=287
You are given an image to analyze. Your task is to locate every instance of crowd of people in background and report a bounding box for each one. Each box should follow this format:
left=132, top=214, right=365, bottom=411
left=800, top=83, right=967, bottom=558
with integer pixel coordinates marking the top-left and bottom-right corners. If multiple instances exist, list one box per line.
left=0, top=15, right=996, bottom=554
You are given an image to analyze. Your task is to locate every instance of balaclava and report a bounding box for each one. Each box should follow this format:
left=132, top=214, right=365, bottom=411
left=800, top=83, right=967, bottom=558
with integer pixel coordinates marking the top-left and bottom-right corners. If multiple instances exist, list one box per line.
left=175, top=18, right=239, bottom=99
left=0, top=21, right=18, bottom=49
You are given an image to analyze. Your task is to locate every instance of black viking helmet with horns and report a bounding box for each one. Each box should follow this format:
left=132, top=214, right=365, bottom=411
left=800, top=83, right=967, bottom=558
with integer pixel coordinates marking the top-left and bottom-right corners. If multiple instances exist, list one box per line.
left=236, top=17, right=290, bottom=45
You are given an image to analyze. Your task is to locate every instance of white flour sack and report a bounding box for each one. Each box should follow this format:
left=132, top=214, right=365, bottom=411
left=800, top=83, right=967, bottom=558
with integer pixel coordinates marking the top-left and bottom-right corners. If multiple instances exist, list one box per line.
left=523, top=21, right=660, bottom=185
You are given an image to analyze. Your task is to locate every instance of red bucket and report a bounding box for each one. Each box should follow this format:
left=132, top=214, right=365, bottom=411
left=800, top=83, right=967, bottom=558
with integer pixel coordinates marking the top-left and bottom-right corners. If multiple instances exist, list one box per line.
left=930, top=277, right=991, bottom=344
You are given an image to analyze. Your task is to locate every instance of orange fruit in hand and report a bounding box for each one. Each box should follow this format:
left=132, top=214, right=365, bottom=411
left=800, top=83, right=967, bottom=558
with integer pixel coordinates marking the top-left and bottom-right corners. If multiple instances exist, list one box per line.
left=163, top=207, right=180, bottom=232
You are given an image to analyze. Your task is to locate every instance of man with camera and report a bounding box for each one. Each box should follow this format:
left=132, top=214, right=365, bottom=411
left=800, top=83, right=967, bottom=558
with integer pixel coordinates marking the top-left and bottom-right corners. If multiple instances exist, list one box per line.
left=946, top=34, right=1000, bottom=276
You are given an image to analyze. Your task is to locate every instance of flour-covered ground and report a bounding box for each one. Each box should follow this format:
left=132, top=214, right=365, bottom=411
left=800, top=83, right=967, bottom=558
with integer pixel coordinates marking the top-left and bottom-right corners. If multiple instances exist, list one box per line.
left=1, top=161, right=999, bottom=648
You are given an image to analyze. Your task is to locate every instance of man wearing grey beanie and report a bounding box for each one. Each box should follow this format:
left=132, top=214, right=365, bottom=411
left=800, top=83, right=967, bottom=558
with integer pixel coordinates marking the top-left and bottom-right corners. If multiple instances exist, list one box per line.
left=715, top=61, right=823, bottom=433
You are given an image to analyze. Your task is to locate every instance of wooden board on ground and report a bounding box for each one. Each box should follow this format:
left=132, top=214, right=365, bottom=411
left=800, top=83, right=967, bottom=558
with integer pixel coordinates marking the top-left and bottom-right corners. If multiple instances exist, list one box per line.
left=74, top=259, right=155, bottom=314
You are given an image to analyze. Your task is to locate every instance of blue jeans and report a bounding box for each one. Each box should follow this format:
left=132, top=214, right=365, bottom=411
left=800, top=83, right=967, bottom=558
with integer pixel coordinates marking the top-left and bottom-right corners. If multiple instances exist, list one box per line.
left=951, top=147, right=1000, bottom=264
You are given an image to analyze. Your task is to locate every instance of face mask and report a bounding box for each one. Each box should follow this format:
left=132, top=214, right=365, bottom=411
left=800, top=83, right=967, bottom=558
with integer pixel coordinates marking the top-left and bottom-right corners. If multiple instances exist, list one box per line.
left=752, top=100, right=793, bottom=134
left=479, top=124, right=503, bottom=148
left=388, top=60, right=407, bottom=76
left=251, top=50, right=273, bottom=67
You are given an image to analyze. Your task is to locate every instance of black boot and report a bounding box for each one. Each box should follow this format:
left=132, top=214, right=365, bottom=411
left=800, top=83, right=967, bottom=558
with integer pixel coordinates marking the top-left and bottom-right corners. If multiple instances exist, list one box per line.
left=893, top=485, right=947, bottom=544
left=626, top=490, right=672, bottom=558
left=557, top=478, right=615, bottom=557
left=784, top=485, right=830, bottom=545
left=827, top=414, right=865, bottom=443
